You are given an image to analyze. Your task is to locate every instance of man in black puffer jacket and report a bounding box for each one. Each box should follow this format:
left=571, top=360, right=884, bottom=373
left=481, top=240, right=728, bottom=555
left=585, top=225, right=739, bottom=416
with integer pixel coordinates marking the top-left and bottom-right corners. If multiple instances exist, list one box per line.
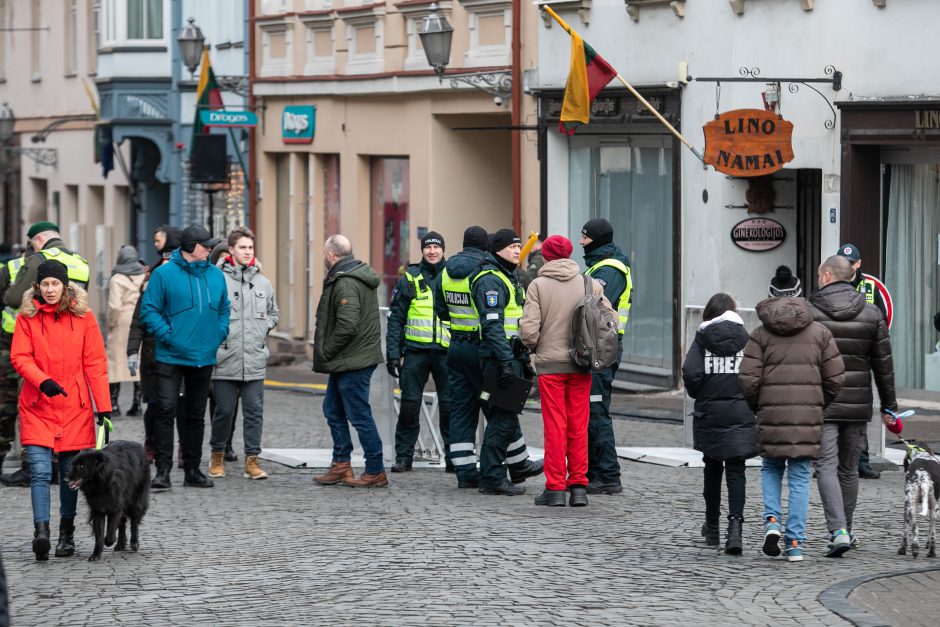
left=809, top=254, right=897, bottom=557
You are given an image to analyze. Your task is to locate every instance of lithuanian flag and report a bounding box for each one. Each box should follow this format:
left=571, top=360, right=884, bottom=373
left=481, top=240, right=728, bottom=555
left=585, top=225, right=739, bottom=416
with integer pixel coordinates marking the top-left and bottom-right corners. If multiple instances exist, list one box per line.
left=192, top=48, right=224, bottom=138
left=547, top=7, right=617, bottom=135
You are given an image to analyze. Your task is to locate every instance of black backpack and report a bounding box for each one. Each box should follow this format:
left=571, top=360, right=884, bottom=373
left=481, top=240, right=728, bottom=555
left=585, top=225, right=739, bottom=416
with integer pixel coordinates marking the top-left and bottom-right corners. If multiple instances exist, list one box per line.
left=569, top=275, right=620, bottom=371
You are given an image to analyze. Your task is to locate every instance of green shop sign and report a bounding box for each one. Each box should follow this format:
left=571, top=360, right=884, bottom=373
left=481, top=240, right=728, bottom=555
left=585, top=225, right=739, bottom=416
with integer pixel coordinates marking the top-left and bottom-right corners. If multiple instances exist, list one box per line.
left=282, top=106, right=316, bottom=144
left=199, top=110, right=258, bottom=127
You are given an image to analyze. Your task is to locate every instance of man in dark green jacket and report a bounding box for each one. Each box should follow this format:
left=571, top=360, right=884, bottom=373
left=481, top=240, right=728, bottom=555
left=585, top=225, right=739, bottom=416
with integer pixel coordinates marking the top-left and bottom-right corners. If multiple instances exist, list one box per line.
left=313, top=234, right=387, bottom=488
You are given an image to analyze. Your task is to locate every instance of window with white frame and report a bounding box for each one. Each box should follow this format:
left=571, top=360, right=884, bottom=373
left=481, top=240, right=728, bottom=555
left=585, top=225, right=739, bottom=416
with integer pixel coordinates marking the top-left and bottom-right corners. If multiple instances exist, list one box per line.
left=65, top=0, right=78, bottom=75
left=303, top=0, right=333, bottom=10
left=101, top=0, right=164, bottom=46
left=127, top=0, right=162, bottom=40
left=459, top=0, right=511, bottom=68
left=302, top=17, right=335, bottom=76
left=339, top=5, right=385, bottom=75
left=400, top=2, right=452, bottom=72
left=88, top=0, right=101, bottom=72
left=260, top=0, right=289, bottom=16
left=259, top=19, right=293, bottom=77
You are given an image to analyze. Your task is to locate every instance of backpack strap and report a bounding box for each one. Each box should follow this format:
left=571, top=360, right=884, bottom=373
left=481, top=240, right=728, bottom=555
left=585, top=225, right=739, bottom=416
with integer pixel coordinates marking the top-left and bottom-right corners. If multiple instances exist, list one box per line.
left=582, top=274, right=592, bottom=297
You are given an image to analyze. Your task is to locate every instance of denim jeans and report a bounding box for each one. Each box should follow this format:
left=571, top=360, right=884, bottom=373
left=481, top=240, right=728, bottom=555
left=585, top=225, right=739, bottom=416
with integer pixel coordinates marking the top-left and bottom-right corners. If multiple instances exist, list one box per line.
left=323, top=366, right=384, bottom=474
left=26, top=446, right=79, bottom=523
left=210, top=379, right=265, bottom=456
left=761, top=456, right=811, bottom=544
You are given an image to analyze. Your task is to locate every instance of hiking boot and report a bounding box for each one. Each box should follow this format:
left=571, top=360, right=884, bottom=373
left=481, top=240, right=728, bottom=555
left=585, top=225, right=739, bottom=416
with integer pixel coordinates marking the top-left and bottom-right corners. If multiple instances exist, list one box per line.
left=533, top=489, right=566, bottom=506
left=457, top=476, right=480, bottom=489
left=825, top=529, right=852, bottom=558
left=762, top=516, right=782, bottom=557
left=313, top=461, right=355, bottom=485
left=150, top=467, right=172, bottom=490
left=785, top=539, right=804, bottom=562
left=586, top=481, right=623, bottom=495
left=54, top=517, right=75, bottom=558
left=569, top=485, right=589, bottom=507
left=725, top=516, right=743, bottom=555
left=126, top=403, right=141, bottom=417
left=859, top=464, right=881, bottom=479
left=243, top=455, right=268, bottom=480
left=391, top=457, right=413, bottom=473
left=1, top=466, right=31, bottom=487
left=33, top=521, right=50, bottom=561
left=208, top=452, right=226, bottom=478
left=701, top=522, right=720, bottom=546
left=183, top=467, right=215, bottom=488
left=343, top=472, right=389, bottom=488
left=479, top=481, right=525, bottom=496
left=509, top=459, right=544, bottom=484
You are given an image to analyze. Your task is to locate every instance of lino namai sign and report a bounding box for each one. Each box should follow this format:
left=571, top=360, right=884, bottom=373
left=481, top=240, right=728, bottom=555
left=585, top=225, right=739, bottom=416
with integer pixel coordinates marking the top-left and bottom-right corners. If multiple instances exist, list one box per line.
left=703, top=109, right=795, bottom=177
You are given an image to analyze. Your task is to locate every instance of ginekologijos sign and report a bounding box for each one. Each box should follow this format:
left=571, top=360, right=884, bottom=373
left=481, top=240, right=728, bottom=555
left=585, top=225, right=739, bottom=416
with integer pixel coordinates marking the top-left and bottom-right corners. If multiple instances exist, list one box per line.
left=730, top=217, right=786, bottom=252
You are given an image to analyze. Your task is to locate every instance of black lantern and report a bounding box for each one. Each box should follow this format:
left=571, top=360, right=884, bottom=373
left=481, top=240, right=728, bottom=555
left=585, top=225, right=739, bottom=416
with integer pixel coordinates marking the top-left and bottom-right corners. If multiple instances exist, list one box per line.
left=177, top=17, right=206, bottom=76
left=0, top=103, right=14, bottom=144
left=418, top=4, right=453, bottom=77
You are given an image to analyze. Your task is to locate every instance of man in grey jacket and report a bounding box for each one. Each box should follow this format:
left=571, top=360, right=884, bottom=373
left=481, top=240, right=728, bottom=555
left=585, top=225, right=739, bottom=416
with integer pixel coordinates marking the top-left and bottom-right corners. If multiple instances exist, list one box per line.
left=208, top=227, right=279, bottom=480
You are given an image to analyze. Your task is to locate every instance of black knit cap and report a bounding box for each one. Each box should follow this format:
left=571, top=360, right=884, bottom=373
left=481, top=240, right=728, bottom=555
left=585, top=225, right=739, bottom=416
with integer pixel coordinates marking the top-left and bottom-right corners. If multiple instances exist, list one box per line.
left=421, top=231, right=445, bottom=251
left=768, top=265, right=802, bottom=298
left=462, top=226, right=488, bottom=251
left=581, top=218, right=614, bottom=248
left=36, top=259, right=69, bottom=285
left=489, top=228, right=521, bottom=254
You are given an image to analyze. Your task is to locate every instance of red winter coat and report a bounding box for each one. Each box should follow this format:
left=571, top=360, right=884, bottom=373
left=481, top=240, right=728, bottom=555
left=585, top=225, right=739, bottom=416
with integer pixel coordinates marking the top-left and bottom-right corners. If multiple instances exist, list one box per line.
left=11, top=285, right=112, bottom=452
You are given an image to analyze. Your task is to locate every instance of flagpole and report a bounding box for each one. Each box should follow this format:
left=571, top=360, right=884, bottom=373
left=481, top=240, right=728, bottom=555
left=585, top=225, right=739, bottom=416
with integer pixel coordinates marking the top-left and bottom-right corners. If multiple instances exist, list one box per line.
left=542, top=5, right=707, bottom=167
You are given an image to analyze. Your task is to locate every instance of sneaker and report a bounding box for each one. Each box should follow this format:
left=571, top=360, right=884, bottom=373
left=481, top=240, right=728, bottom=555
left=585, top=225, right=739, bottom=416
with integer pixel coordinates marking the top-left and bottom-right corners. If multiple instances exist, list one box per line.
left=208, top=451, right=225, bottom=478
left=858, top=464, right=881, bottom=479
left=762, top=517, right=782, bottom=557
left=243, top=455, right=268, bottom=480
left=785, top=539, right=804, bottom=562
left=825, top=529, right=852, bottom=558
left=849, top=532, right=859, bottom=549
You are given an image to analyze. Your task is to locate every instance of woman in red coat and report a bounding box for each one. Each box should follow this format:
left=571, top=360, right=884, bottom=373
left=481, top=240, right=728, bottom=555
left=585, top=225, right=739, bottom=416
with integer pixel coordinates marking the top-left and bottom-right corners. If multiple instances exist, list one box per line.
left=11, top=259, right=112, bottom=561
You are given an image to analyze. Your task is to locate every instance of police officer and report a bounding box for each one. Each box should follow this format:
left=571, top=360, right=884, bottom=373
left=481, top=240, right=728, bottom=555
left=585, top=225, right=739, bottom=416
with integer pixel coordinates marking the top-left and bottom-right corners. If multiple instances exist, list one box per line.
left=580, top=218, right=632, bottom=495
left=386, top=231, right=452, bottom=472
left=0, top=222, right=89, bottom=487
left=836, top=243, right=887, bottom=480
left=470, top=228, right=543, bottom=496
left=0, top=249, right=29, bottom=478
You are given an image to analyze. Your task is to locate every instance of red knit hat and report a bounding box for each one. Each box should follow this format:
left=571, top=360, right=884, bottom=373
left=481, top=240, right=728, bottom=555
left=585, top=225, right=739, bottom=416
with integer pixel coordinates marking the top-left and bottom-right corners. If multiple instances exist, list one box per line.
left=541, top=235, right=573, bottom=261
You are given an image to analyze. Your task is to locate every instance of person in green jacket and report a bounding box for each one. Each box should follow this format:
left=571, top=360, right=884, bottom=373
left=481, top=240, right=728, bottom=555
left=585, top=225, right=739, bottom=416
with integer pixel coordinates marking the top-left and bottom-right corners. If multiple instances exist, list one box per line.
left=312, top=235, right=387, bottom=488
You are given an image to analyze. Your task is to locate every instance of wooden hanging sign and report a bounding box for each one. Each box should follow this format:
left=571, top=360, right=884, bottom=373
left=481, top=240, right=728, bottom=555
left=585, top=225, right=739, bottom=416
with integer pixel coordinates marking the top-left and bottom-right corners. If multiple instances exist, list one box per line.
left=703, top=109, right=795, bottom=177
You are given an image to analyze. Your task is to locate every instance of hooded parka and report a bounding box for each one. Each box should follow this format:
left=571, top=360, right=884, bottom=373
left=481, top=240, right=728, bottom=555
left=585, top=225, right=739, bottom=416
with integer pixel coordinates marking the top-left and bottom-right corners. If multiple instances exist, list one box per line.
left=214, top=257, right=279, bottom=381
left=11, top=285, right=111, bottom=452
left=739, top=297, right=845, bottom=460
left=682, top=311, right=758, bottom=462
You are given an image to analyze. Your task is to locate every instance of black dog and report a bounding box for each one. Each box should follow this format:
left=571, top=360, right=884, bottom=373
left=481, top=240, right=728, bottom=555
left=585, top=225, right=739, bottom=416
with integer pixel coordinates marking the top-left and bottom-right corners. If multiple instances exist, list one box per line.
left=66, top=441, right=150, bottom=561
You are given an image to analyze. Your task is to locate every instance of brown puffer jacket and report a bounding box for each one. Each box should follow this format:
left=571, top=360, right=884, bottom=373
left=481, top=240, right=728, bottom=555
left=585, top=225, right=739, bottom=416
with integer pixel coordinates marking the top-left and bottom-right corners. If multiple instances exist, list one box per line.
left=739, top=297, right=845, bottom=460
left=808, top=281, right=897, bottom=421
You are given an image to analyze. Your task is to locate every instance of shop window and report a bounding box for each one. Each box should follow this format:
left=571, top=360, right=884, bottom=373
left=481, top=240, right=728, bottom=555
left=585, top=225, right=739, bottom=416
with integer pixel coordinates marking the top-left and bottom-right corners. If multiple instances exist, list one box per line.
left=370, top=157, right=409, bottom=305
left=459, top=0, right=511, bottom=68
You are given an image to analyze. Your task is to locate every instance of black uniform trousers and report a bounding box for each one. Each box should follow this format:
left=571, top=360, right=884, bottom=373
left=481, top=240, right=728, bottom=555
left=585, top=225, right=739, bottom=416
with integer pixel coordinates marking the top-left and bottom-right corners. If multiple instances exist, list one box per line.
left=587, top=343, right=623, bottom=485
left=395, top=347, right=451, bottom=459
left=446, top=334, right=484, bottom=482
left=478, top=357, right=530, bottom=488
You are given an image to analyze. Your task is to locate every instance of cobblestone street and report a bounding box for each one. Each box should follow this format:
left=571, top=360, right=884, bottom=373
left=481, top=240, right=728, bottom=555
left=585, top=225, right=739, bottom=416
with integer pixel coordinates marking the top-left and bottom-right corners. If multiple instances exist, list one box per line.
left=2, top=385, right=938, bottom=626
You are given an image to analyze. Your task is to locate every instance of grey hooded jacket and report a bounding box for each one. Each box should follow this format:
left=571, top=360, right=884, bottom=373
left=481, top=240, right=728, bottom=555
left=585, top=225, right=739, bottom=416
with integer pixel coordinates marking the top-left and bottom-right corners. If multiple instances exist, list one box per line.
left=213, top=258, right=279, bottom=381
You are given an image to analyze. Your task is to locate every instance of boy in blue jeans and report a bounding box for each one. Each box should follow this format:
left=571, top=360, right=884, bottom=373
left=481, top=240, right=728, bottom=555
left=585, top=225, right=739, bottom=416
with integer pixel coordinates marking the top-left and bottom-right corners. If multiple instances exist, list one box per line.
left=739, top=296, right=844, bottom=561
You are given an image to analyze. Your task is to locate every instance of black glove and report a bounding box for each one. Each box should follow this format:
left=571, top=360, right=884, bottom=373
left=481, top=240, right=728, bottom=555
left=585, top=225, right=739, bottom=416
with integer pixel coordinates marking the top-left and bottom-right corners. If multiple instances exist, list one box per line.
left=498, top=362, right=515, bottom=390
left=522, top=360, right=537, bottom=380
left=39, top=379, right=68, bottom=398
left=386, top=359, right=401, bottom=378
left=96, top=412, right=110, bottom=427
left=509, top=336, right=527, bottom=359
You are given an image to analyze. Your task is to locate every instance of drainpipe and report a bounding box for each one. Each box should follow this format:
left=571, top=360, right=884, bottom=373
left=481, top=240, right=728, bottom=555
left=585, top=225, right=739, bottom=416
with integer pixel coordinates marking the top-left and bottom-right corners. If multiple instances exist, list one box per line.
left=248, top=0, right=257, bottom=235
left=169, top=0, right=182, bottom=227
left=511, top=0, right=521, bottom=233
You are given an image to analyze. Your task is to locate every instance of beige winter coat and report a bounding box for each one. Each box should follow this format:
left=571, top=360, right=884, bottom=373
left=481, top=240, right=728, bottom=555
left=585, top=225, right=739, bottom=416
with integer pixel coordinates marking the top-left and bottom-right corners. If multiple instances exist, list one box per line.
left=519, top=258, right=612, bottom=374
left=106, top=272, right=145, bottom=382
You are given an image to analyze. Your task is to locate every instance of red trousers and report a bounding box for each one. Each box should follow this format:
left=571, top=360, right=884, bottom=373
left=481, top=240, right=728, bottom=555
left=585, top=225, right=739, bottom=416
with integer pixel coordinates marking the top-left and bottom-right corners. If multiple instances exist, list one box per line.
left=538, top=372, right=591, bottom=491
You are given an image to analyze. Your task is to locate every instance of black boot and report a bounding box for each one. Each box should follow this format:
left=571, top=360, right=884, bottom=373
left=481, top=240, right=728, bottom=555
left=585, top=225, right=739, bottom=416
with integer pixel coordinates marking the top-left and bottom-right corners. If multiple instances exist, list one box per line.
left=109, top=383, right=122, bottom=417
left=479, top=480, right=526, bottom=496
left=569, top=485, right=589, bottom=507
left=150, top=466, right=172, bottom=490
left=55, top=517, right=75, bottom=557
left=509, top=459, right=544, bottom=484
left=33, top=521, right=50, bottom=561
left=126, top=382, right=142, bottom=416
left=391, top=457, right=413, bottom=473
left=1, top=458, right=31, bottom=487
left=534, top=489, right=567, bottom=506
left=725, top=516, right=743, bottom=555
left=701, top=522, right=720, bottom=546
left=444, top=459, right=455, bottom=474
left=183, top=466, right=215, bottom=488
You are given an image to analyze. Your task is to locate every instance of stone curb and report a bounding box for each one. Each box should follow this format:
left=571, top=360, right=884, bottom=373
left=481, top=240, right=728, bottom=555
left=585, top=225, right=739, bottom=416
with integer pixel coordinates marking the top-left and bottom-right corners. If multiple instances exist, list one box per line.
left=818, top=564, right=940, bottom=626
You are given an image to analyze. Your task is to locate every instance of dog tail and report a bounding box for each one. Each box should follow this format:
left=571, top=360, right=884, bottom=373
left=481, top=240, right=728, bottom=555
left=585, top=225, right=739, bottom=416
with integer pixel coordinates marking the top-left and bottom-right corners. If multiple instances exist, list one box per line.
left=916, top=470, right=932, bottom=517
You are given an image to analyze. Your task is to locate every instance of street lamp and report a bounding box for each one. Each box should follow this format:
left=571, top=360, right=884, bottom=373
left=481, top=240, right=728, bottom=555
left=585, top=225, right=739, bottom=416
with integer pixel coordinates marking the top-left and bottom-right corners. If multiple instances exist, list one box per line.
left=418, top=4, right=453, bottom=78
left=177, top=17, right=205, bottom=77
left=0, top=103, right=57, bottom=166
left=0, top=103, right=15, bottom=144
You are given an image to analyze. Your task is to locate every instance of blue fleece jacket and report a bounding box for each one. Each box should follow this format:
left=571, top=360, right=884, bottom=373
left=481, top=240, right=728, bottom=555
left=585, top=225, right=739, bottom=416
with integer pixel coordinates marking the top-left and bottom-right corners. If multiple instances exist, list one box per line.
left=140, top=249, right=230, bottom=367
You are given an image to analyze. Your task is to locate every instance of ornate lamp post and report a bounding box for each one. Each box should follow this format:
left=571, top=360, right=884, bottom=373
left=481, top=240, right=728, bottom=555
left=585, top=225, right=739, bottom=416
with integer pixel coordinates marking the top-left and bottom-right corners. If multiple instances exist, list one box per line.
left=177, top=17, right=206, bottom=78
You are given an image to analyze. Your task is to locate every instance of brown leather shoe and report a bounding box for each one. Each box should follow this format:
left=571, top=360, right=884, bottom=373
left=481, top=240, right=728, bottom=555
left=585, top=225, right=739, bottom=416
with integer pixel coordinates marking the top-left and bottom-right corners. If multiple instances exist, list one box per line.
left=313, top=461, right=354, bottom=485
left=343, top=471, right=389, bottom=488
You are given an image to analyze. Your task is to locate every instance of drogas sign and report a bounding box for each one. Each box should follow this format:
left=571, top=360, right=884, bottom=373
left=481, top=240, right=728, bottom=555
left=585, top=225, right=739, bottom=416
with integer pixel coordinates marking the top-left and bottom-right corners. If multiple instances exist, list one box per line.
left=281, top=105, right=316, bottom=144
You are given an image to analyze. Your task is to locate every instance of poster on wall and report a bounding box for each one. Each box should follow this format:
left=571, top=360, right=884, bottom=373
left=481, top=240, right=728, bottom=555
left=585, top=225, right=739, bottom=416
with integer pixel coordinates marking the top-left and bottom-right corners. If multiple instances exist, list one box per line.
left=703, top=109, right=794, bottom=177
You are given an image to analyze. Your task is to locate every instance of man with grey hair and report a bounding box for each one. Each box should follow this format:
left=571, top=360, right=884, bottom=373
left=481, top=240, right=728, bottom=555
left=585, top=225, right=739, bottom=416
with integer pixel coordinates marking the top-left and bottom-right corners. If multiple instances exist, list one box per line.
left=809, top=254, right=898, bottom=557
left=312, top=235, right=388, bottom=488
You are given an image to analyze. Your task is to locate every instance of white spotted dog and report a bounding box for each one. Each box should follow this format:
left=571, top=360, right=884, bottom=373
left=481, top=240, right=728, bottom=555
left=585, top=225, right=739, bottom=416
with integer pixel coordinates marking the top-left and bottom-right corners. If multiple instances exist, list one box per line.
left=897, top=440, right=940, bottom=559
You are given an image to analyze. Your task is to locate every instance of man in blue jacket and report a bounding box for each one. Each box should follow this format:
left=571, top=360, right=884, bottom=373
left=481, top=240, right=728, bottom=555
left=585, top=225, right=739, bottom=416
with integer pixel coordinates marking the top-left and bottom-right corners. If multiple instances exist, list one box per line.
left=141, top=225, right=230, bottom=490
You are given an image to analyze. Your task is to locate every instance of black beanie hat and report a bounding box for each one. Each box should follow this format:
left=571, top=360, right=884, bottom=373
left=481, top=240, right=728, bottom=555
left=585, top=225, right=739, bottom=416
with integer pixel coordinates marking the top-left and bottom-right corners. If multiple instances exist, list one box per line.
left=490, top=228, right=521, bottom=254
left=36, top=259, right=69, bottom=286
left=421, top=231, right=445, bottom=251
left=768, top=265, right=802, bottom=297
left=463, top=226, right=488, bottom=251
left=581, top=218, right=614, bottom=250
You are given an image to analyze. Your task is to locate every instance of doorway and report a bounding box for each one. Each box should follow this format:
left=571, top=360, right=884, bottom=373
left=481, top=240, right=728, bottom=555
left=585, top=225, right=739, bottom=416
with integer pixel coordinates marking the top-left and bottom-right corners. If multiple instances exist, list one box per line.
left=370, top=157, right=409, bottom=305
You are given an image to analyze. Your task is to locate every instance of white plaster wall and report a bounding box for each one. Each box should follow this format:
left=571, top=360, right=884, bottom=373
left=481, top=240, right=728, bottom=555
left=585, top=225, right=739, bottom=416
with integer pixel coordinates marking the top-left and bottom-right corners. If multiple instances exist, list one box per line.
left=536, top=0, right=935, bottom=328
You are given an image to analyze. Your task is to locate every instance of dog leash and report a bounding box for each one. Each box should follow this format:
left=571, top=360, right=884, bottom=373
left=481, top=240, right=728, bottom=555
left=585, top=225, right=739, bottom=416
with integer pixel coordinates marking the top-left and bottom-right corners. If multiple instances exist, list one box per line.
left=95, top=417, right=114, bottom=451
